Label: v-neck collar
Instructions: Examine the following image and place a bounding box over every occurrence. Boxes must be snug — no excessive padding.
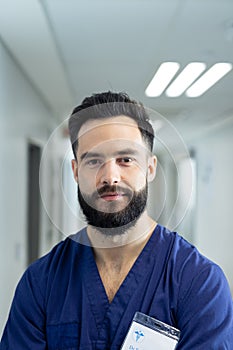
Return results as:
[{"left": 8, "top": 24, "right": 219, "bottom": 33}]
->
[{"left": 83, "top": 225, "right": 161, "bottom": 333}]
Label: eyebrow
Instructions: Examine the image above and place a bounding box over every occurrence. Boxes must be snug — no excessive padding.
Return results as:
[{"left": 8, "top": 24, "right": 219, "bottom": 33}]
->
[
  {"left": 80, "top": 148, "right": 140, "bottom": 161},
  {"left": 114, "top": 148, "right": 140, "bottom": 156},
  {"left": 80, "top": 152, "right": 102, "bottom": 161}
]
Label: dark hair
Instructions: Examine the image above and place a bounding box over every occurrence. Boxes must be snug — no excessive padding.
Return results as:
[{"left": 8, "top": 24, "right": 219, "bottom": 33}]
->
[{"left": 68, "top": 91, "right": 154, "bottom": 158}]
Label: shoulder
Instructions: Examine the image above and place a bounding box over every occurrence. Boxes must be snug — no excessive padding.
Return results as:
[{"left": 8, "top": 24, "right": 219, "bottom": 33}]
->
[
  {"left": 31, "top": 228, "right": 88, "bottom": 268},
  {"left": 28, "top": 235, "right": 77, "bottom": 273},
  {"left": 157, "top": 226, "right": 233, "bottom": 345},
  {"left": 156, "top": 225, "right": 230, "bottom": 302},
  {"left": 157, "top": 225, "right": 217, "bottom": 273},
  {"left": 18, "top": 229, "right": 88, "bottom": 297},
  {"left": 161, "top": 226, "right": 232, "bottom": 315}
]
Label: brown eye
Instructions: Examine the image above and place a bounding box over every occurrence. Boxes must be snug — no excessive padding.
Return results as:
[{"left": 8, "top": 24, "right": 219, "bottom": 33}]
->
[
  {"left": 117, "top": 157, "right": 133, "bottom": 165},
  {"left": 86, "top": 159, "right": 102, "bottom": 168}
]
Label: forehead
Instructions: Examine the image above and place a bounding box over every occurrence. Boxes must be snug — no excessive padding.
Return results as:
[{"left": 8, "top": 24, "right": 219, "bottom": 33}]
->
[{"left": 77, "top": 116, "right": 146, "bottom": 157}]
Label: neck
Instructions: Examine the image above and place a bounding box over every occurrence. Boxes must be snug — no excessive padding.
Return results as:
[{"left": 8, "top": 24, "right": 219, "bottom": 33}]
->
[{"left": 87, "top": 211, "right": 157, "bottom": 265}]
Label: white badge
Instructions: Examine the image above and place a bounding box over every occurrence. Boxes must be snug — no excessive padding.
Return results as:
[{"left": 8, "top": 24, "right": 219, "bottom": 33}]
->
[{"left": 121, "top": 312, "right": 180, "bottom": 350}]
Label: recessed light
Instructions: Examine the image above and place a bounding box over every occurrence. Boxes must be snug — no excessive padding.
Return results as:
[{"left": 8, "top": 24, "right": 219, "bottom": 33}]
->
[
  {"left": 145, "top": 62, "right": 180, "bottom": 97},
  {"left": 186, "top": 63, "right": 232, "bottom": 97},
  {"left": 165, "top": 62, "right": 206, "bottom": 97}
]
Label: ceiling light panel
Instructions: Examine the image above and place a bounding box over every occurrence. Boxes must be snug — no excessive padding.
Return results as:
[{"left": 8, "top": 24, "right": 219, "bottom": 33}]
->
[
  {"left": 165, "top": 62, "right": 206, "bottom": 97},
  {"left": 186, "top": 63, "right": 232, "bottom": 97},
  {"left": 145, "top": 62, "right": 180, "bottom": 97}
]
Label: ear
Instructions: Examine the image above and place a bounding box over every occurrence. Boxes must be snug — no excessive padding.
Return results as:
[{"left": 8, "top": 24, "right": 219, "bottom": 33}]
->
[
  {"left": 147, "top": 155, "right": 157, "bottom": 183},
  {"left": 71, "top": 159, "right": 79, "bottom": 183}
]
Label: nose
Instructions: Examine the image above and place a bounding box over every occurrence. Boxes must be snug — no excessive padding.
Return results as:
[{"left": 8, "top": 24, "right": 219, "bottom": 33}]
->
[{"left": 99, "top": 159, "right": 121, "bottom": 185}]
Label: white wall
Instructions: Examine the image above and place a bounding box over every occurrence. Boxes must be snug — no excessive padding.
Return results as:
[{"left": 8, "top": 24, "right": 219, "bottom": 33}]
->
[
  {"left": 0, "top": 41, "right": 55, "bottom": 334},
  {"left": 148, "top": 117, "right": 233, "bottom": 294},
  {"left": 190, "top": 120, "right": 233, "bottom": 293}
]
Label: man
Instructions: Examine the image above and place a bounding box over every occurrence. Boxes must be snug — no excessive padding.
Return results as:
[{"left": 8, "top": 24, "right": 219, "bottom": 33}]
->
[{"left": 1, "top": 91, "right": 232, "bottom": 349}]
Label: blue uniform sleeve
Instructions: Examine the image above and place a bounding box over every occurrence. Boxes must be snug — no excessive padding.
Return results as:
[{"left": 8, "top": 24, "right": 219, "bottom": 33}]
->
[
  {"left": 176, "top": 263, "right": 233, "bottom": 349},
  {"left": 0, "top": 267, "right": 47, "bottom": 350}
]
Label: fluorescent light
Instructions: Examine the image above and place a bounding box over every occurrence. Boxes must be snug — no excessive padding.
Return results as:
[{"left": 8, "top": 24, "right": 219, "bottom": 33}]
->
[
  {"left": 145, "top": 62, "right": 180, "bottom": 97},
  {"left": 165, "top": 62, "right": 206, "bottom": 97},
  {"left": 186, "top": 63, "right": 232, "bottom": 97}
]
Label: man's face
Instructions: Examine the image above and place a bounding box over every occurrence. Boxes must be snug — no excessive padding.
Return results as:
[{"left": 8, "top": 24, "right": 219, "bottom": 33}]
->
[{"left": 72, "top": 116, "right": 156, "bottom": 234}]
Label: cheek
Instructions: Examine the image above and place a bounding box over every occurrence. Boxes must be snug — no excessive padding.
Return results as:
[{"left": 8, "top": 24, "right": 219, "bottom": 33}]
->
[
  {"left": 124, "top": 166, "right": 147, "bottom": 189},
  {"left": 78, "top": 170, "right": 97, "bottom": 193},
  {"left": 136, "top": 173, "right": 147, "bottom": 189}
]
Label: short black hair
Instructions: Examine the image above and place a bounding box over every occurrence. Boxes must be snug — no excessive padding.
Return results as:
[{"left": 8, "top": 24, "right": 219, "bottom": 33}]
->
[{"left": 68, "top": 91, "right": 154, "bottom": 158}]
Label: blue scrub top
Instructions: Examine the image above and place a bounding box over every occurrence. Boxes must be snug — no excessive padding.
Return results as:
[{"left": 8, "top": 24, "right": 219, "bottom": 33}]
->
[{"left": 1, "top": 225, "right": 233, "bottom": 349}]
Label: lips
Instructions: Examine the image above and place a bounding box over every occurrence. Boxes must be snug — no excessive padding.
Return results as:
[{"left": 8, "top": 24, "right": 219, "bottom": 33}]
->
[
  {"left": 100, "top": 192, "right": 124, "bottom": 201},
  {"left": 96, "top": 185, "right": 131, "bottom": 201}
]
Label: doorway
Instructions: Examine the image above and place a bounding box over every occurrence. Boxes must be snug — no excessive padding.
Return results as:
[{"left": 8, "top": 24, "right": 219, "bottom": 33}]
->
[{"left": 27, "top": 142, "right": 41, "bottom": 265}]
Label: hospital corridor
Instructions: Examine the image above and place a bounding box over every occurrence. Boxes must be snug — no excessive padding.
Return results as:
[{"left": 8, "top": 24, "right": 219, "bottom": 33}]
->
[{"left": 0, "top": 0, "right": 233, "bottom": 345}]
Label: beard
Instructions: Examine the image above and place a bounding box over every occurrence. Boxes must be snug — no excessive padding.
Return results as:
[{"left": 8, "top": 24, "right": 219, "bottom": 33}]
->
[{"left": 78, "top": 183, "right": 148, "bottom": 236}]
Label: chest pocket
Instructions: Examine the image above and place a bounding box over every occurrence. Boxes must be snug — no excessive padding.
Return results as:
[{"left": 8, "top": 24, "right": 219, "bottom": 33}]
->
[{"left": 47, "top": 322, "right": 79, "bottom": 350}]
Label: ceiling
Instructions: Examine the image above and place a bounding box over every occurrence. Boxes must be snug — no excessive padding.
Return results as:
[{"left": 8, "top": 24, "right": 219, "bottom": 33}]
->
[{"left": 0, "top": 0, "right": 233, "bottom": 140}]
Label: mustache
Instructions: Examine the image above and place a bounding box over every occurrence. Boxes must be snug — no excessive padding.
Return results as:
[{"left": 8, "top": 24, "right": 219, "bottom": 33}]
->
[{"left": 96, "top": 185, "right": 132, "bottom": 197}]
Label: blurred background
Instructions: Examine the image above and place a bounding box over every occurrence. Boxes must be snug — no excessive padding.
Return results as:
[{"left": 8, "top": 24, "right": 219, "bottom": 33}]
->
[{"left": 0, "top": 0, "right": 233, "bottom": 334}]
